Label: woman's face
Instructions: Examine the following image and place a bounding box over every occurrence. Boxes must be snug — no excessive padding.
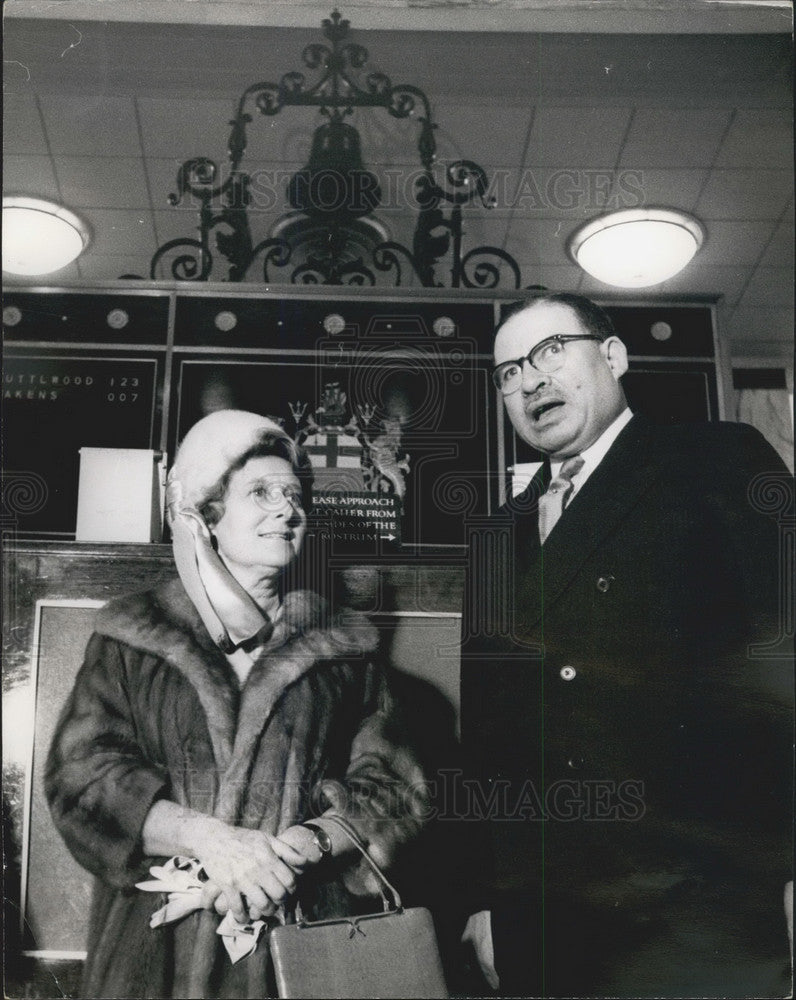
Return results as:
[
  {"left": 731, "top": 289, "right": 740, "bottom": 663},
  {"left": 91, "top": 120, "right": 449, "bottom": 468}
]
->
[{"left": 211, "top": 455, "right": 307, "bottom": 578}]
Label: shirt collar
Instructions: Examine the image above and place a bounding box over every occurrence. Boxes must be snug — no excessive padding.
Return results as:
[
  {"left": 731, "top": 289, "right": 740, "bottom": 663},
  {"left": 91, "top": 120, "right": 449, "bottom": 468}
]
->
[{"left": 550, "top": 407, "right": 633, "bottom": 484}]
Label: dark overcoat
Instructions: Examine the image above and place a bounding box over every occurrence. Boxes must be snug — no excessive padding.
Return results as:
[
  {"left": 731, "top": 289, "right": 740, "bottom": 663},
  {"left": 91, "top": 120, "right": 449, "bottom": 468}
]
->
[
  {"left": 45, "top": 579, "right": 428, "bottom": 999},
  {"left": 460, "top": 416, "right": 793, "bottom": 997}
]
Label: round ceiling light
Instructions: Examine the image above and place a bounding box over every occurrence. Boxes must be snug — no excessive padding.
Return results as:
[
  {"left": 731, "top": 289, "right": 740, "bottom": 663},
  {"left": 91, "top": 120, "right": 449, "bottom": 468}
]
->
[
  {"left": 568, "top": 208, "right": 704, "bottom": 288},
  {"left": 2, "top": 196, "right": 91, "bottom": 276}
]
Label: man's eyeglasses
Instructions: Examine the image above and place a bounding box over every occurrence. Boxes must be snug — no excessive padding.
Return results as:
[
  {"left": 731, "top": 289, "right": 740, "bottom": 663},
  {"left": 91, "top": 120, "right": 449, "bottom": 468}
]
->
[{"left": 492, "top": 334, "right": 604, "bottom": 395}]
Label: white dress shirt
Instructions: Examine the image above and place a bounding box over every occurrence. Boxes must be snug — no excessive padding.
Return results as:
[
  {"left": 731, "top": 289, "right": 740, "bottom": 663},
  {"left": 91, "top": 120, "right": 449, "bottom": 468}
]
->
[{"left": 548, "top": 407, "right": 633, "bottom": 504}]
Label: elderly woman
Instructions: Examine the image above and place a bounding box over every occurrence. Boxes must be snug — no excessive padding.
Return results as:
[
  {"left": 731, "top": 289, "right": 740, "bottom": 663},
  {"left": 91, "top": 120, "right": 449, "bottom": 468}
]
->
[{"left": 45, "top": 410, "right": 429, "bottom": 999}]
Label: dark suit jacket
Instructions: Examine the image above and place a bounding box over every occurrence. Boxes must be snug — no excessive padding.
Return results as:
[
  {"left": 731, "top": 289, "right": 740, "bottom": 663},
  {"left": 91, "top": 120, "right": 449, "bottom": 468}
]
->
[{"left": 460, "top": 416, "right": 793, "bottom": 997}]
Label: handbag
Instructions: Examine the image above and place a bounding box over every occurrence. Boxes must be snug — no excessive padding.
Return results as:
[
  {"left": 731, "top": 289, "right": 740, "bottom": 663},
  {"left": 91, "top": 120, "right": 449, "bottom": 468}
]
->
[{"left": 269, "top": 814, "right": 449, "bottom": 999}]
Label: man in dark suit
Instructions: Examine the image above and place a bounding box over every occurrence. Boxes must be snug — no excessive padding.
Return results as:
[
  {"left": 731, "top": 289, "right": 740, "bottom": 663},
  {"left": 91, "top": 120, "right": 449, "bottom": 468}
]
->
[{"left": 460, "top": 292, "right": 793, "bottom": 997}]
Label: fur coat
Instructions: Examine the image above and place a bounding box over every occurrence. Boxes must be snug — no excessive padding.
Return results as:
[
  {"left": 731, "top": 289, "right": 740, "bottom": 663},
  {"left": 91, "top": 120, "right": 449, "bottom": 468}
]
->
[{"left": 45, "top": 577, "right": 429, "bottom": 999}]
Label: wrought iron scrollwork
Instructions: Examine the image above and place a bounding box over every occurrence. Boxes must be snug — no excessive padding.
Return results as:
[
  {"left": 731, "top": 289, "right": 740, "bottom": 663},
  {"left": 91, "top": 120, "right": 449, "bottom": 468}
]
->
[
  {"left": 140, "top": 10, "right": 531, "bottom": 289},
  {"left": 150, "top": 239, "right": 212, "bottom": 282}
]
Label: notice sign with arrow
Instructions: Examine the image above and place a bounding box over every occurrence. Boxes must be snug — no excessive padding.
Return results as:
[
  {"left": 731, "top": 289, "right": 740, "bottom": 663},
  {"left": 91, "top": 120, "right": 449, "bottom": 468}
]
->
[{"left": 310, "top": 490, "right": 402, "bottom": 551}]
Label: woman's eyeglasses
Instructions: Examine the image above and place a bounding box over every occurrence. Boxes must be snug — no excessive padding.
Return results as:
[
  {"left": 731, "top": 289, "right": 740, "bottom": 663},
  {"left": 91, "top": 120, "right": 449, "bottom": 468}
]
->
[
  {"left": 249, "top": 484, "right": 304, "bottom": 512},
  {"left": 492, "top": 334, "right": 603, "bottom": 395}
]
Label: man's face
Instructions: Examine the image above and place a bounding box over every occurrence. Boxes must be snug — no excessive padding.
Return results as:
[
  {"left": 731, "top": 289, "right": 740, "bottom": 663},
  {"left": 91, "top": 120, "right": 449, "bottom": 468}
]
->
[{"left": 494, "top": 301, "right": 628, "bottom": 459}]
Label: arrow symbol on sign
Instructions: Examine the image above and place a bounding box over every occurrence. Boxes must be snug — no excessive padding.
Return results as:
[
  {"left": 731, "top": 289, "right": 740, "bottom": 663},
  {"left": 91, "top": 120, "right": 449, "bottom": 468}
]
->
[{"left": 381, "top": 534, "right": 396, "bottom": 541}]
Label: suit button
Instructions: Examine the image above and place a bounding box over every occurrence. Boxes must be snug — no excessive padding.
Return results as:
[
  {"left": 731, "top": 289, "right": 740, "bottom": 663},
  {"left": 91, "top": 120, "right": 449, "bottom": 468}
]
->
[
  {"left": 560, "top": 665, "right": 576, "bottom": 681},
  {"left": 567, "top": 754, "right": 585, "bottom": 770},
  {"left": 596, "top": 575, "right": 614, "bottom": 592}
]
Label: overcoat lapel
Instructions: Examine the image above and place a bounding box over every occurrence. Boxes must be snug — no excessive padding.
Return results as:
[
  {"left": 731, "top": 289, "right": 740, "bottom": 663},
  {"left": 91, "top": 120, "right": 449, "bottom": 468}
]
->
[
  {"left": 224, "top": 609, "right": 377, "bottom": 802},
  {"left": 95, "top": 579, "right": 377, "bottom": 797},
  {"left": 96, "top": 578, "right": 238, "bottom": 769},
  {"left": 513, "top": 415, "right": 663, "bottom": 631}
]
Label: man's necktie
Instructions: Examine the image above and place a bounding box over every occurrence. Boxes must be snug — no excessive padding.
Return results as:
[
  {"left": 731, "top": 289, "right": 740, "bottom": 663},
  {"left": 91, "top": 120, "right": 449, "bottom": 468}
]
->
[{"left": 538, "top": 454, "right": 585, "bottom": 544}]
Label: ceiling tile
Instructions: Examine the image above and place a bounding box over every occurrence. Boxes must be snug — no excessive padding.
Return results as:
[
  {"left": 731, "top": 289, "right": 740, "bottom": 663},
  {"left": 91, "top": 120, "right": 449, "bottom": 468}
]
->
[
  {"left": 39, "top": 95, "right": 142, "bottom": 156},
  {"left": 696, "top": 170, "right": 794, "bottom": 220},
  {"left": 725, "top": 306, "right": 795, "bottom": 353},
  {"left": 714, "top": 109, "right": 794, "bottom": 171},
  {"left": 153, "top": 207, "right": 208, "bottom": 247},
  {"left": 460, "top": 212, "right": 512, "bottom": 248},
  {"left": 506, "top": 168, "right": 622, "bottom": 219},
  {"left": 759, "top": 218, "right": 795, "bottom": 269},
  {"left": 728, "top": 339, "right": 794, "bottom": 363},
  {"left": 659, "top": 263, "right": 750, "bottom": 308},
  {"left": 137, "top": 97, "right": 242, "bottom": 159},
  {"left": 520, "top": 265, "right": 583, "bottom": 293},
  {"left": 78, "top": 255, "right": 153, "bottom": 282},
  {"left": 576, "top": 272, "right": 723, "bottom": 301},
  {"left": 85, "top": 209, "right": 157, "bottom": 255},
  {"left": 3, "top": 93, "right": 48, "bottom": 155},
  {"left": 698, "top": 220, "right": 777, "bottom": 268},
  {"left": 137, "top": 106, "right": 313, "bottom": 166},
  {"left": 502, "top": 218, "right": 574, "bottom": 266},
  {"left": 737, "top": 267, "right": 795, "bottom": 308},
  {"left": 526, "top": 107, "right": 630, "bottom": 168},
  {"left": 144, "top": 158, "right": 187, "bottom": 212},
  {"left": 578, "top": 273, "right": 636, "bottom": 297},
  {"left": 616, "top": 168, "right": 707, "bottom": 212},
  {"left": 431, "top": 103, "right": 531, "bottom": 171},
  {"left": 55, "top": 156, "right": 151, "bottom": 209},
  {"left": 378, "top": 165, "right": 531, "bottom": 222},
  {"left": 353, "top": 108, "right": 434, "bottom": 169},
  {"left": 3, "top": 155, "right": 60, "bottom": 199},
  {"left": 152, "top": 203, "right": 287, "bottom": 252},
  {"left": 619, "top": 109, "right": 731, "bottom": 168},
  {"left": 250, "top": 111, "right": 320, "bottom": 164}
]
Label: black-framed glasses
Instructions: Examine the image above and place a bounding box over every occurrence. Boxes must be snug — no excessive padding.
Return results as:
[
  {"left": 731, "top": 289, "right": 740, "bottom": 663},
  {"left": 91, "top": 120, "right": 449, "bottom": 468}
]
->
[{"left": 492, "top": 334, "right": 603, "bottom": 395}]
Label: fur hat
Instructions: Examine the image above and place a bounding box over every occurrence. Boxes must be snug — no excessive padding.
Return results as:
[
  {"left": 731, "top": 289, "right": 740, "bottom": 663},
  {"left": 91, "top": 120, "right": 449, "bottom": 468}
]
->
[{"left": 168, "top": 410, "right": 297, "bottom": 515}]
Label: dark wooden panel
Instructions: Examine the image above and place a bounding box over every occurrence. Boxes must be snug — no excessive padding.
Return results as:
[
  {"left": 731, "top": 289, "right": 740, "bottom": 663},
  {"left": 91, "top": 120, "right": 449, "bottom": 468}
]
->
[
  {"left": 174, "top": 296, "right": 495, "bottom": 349},
  {"left": 3, "top": 291, "right": 170, "bottom": 346},
  {"left": 606, "top": 306, "right": 714, "bottom": 357},
  {"left": 173, "top": 352, "right": 497, "bottom": 549},
  {"left": 733, "top": 368, "right": 788, "bottom": 390},
  {"left": 497, "top": 301, "right": 715, "bottom": 357},
  {"left": 623, "top": 362, "right": 718, "bottom": 421},
  {"left": 2, "top": 355, "right": 160, "bottom": 536}
]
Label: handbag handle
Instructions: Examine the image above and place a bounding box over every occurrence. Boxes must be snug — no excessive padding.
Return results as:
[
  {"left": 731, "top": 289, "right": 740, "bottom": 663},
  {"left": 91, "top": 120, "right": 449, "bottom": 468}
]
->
[{"left": 321, "top": 814, "right": 403, "bottom": 912}]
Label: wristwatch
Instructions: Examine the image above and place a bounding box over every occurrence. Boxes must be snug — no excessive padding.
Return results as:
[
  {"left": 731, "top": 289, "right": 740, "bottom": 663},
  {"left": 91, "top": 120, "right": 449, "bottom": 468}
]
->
[{"left": 301, "top": 822, "right": 333, "bottom": 862}]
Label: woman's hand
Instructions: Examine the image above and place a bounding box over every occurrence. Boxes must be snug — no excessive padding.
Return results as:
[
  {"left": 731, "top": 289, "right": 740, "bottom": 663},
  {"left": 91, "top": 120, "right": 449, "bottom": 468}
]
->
[
  {"left": 193, "top": 821, "right": 310, "bottom": 923},
  {"left": 142, "top": 802, "right": 320, "bottom": 923}
]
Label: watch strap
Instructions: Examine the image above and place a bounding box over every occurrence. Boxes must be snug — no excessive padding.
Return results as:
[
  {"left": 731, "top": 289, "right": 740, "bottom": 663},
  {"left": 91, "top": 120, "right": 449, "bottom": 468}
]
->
[{"left": 301, "top": 822, "right": 332, "bottom": 859}]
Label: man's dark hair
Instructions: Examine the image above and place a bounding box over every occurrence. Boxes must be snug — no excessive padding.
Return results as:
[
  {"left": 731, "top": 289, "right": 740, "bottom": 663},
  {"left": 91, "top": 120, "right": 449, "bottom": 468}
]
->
[{"left": 502, "top": 291, "right": 618, "bottom": 342}]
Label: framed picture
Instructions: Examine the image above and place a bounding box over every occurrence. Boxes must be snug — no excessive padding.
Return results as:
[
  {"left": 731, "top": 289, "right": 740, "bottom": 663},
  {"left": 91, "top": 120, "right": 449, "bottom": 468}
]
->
[{"left": 17, "top": 600, "right": 104, "bottom": 958}]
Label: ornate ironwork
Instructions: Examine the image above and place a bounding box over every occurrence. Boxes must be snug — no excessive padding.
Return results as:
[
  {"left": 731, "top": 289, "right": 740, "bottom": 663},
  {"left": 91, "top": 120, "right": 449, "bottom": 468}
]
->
[{"left": 141, "top": 10, "right": 536, "bottom": 288}]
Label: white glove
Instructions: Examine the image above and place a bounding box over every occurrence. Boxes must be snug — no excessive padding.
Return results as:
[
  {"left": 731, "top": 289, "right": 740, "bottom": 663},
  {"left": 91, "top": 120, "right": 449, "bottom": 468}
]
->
[{"left": 137, "top": 856, "right": 267, "bottom": 964}]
